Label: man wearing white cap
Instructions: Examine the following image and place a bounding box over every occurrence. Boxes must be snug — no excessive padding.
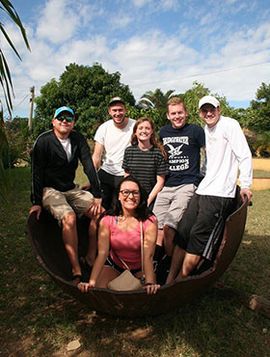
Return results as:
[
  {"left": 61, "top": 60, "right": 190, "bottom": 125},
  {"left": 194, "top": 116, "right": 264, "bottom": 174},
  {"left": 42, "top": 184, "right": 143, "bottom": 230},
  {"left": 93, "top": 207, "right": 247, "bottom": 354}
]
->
[
  {"left": 92, "top": 97, "right": 135, "bottom": 209},
  {"left": 29, "top": 106, "right": 102, "bottom": 284},
  {"left": 167, "top": 95, "right": 253, "bottom": 283}
]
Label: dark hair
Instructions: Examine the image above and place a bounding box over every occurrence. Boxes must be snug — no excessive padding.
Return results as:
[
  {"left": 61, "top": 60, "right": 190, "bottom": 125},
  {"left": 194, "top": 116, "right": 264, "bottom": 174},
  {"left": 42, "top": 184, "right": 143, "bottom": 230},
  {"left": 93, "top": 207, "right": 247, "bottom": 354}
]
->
[{"left": 105, "top": 175, "right": 152, "bottom": 221}]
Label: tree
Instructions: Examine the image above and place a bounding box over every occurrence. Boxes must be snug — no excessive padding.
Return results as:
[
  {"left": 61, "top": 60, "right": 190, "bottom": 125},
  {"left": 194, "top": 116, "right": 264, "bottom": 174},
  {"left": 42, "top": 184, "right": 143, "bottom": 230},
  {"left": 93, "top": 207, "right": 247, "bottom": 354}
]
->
[
  {"left": 0, "top": 0, "right": 30, "bottom": 115},
  {"left": 250, "top": 82, "right": 270, "bottom": 132},
  {"left": 141, "top": 88, "right": 175, "bottom": 109},
  {"left": 139, "top": 88, "right": 175, "bottom": 128},
  {"left": 0, "top": 1, "right": 30, "bottom": 201},
  {"left": 34, "top": 63, "right": 135, "bottom": 138}
]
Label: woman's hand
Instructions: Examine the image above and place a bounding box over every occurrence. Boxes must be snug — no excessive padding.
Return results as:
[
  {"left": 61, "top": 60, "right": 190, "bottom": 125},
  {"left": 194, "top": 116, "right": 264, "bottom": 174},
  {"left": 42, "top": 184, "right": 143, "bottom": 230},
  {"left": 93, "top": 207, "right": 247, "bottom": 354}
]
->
[
  {"left": 143, "top": 282, "right": 160, "bottom": 295},
  {"left": 77, "top": 281, "right": 95, "bottom": 293}
]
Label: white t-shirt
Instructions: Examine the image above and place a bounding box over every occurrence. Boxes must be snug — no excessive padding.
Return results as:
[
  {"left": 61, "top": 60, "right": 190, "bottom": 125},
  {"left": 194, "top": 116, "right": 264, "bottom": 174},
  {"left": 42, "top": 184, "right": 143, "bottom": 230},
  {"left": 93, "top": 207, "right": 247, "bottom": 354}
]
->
[
  {"left": 94, "top": 118, "right": 135, "bottom": 176},
  {"left": 58, "top": 137, "right": 72, "bottom": 162},
  {"left": 196, "top": 116, "right": 252, "bottom": 198}
]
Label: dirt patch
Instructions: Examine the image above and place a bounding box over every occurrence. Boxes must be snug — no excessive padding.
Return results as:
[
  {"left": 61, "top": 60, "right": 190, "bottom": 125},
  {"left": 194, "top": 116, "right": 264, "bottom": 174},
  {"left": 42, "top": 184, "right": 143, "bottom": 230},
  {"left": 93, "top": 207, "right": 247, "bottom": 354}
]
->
[
  {"left": 252, "top": 178, "right": 270, "bottom": 191},
  {"left": 253, "top": 158, "right": 270, "bottom": 171}
]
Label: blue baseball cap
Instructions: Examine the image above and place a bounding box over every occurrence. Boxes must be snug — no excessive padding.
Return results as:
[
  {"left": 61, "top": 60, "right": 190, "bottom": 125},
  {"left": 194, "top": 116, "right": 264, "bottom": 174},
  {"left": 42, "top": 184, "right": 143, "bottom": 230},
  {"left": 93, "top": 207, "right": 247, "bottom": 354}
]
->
[{"left": 54, "top": 106, "right": 74, "bottom": 118}]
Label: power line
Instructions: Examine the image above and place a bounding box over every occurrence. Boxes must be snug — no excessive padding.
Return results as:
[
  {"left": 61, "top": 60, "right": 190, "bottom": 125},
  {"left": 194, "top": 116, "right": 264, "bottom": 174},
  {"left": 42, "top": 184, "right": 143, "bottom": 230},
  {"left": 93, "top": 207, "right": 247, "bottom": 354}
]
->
[
  {"left": 133, "top": 61, "right": 270, "bottom": 87},
  {"left": 13, "top": 93, "right": 29, "bottom": 110},
  {"left": 3, "top": 93, "right": 29, "bottom": 119}
]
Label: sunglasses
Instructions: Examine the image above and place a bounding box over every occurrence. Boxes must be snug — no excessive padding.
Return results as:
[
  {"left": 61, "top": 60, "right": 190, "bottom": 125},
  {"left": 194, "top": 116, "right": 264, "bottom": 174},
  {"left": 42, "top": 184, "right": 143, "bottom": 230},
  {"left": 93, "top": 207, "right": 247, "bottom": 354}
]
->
[
  {"left": 56, "top": 115, "right": 74, "bottom": 123},
  {"left": 120, "top": 189, "right": 140, "bottom": 198}
]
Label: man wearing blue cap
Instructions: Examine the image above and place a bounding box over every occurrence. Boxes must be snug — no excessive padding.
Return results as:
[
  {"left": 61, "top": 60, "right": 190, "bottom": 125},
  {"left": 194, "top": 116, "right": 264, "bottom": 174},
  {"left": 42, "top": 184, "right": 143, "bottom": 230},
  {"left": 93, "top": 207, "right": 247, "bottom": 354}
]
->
[{"left": 29, "top": 106, "right": 102, "bottom": 284}]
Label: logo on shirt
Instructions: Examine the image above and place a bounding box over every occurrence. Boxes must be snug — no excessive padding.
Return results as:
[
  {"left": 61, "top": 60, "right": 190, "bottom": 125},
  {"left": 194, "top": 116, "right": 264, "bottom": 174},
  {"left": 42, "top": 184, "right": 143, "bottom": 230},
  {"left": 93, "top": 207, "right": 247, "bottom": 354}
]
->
[{"left": 167, "top": 144, "right": 183, "bottom": 158}]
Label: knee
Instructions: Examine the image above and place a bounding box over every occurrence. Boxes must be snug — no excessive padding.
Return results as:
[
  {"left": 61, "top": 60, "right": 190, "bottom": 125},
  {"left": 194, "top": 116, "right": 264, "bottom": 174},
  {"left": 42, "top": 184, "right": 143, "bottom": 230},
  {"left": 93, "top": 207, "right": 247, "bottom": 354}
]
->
[{"left": 62, "top": 212, "right": 76, "bottom": 228}]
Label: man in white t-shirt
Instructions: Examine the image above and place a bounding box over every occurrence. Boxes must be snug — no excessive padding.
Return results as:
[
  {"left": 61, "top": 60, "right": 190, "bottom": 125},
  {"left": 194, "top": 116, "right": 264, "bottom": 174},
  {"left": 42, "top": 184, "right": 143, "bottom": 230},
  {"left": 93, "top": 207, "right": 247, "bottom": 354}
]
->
[
  {"left": 92, "top": 97, "right": 136, "bottom": 209},
  {"left": 166, "top": 95, "right": 253, "bottom": 283}
]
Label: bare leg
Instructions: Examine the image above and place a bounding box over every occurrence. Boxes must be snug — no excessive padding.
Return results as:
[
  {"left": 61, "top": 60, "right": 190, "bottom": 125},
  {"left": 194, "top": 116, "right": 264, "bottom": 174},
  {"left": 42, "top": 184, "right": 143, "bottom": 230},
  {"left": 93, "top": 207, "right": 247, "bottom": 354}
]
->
[
  {"left": 163, "top": 225, "right": 176, "bottom": 256},
  {"left": 85, "top": 218, "right": 97, "bottom": 266},
  {"left": 156, "top": 229, "right": 164, "bottom": 246},
  {"left": 84, "top": 206, "right": 105, "bottom": 266},
  {"left": 61, "top": 212, "right": 81, "bottom": 276},
  {"left": 95, "top": 266, "right": 119, "bottom": 288},
  {"left": 178, "top": 253, "right": 201, "bottom": 279},
  {"left": 166, "top": 245, "right": 185, "bottom": 284}
]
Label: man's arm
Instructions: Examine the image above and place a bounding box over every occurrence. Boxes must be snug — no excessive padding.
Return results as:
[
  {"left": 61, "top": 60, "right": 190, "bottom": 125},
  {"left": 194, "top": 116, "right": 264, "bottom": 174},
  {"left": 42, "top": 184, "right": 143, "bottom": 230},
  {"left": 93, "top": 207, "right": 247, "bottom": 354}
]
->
[
  {"left": 79, "top": 136, "right": 102, "bottom": 198},
  {"left": 92, "top": 142, "right": 104, "bottom": 170},
  {"left": 229, "top": 120, "right": 253, "bottom": 203},
  {"left": 29, "top": 137, "right": 45, "bottom": 219},
  {"left": 30, "top": 138, "right": 45, "bottom": 206}
]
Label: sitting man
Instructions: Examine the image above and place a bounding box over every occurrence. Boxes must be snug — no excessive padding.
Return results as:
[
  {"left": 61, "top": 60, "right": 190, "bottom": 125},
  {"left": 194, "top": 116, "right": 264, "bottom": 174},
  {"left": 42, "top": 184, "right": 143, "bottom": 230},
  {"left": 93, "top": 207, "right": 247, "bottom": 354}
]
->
[
  {"left": 29, "top": 106, "right": 102, "bottom": 284},
  {"left": 166, "top": 95, "right": 253, "bottom": 283}
]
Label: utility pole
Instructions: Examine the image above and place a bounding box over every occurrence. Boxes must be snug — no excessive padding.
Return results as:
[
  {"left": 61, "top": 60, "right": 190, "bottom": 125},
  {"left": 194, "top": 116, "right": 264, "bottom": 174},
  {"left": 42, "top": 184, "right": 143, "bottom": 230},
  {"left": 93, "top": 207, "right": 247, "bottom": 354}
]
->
[{"left": 28, "top": 86, "right": 35, "bottom": 131}]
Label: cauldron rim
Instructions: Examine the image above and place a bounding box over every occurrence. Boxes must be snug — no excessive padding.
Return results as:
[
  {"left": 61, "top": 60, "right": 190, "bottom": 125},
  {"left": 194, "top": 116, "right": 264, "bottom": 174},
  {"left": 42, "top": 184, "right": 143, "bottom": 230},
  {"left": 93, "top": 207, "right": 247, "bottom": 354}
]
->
[{"left": 27, "top": 196, "right": 248, "bottom": 317}]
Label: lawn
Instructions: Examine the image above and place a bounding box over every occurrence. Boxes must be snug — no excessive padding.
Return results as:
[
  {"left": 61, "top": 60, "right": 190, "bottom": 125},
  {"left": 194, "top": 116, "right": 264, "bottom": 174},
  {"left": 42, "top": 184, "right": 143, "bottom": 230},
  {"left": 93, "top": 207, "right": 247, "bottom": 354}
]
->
[{"left": 0, "top": 168, "right": 269, "bottom": 356}]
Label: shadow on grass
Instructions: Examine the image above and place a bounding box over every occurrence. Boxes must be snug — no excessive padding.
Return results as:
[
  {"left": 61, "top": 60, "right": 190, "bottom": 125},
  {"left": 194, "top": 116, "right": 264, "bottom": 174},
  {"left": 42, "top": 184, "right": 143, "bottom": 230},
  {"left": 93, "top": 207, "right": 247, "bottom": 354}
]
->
[
  {"left": 1, "top": 234, "right": 270, "bottom": 357},
  {"left": 1, "top": 168, "right": 269, "bottom": 356}
]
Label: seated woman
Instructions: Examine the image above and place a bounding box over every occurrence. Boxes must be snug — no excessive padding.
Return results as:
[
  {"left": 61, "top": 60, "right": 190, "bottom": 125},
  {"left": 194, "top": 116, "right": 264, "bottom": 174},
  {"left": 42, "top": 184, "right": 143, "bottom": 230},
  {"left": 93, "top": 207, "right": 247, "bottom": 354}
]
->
[
  {"left": 78, "top": 176, "right": 160, "bottom": 295},
  {"left": 122, "top": 117, "right": 167, "bottom": 210}
]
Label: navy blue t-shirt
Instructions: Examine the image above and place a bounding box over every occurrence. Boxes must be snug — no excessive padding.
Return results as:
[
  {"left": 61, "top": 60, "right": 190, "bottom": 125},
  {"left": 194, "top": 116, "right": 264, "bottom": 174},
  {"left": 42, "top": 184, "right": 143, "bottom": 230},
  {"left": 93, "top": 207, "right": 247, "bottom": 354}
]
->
[{"left": 160, "top": 123, "right": 205, "bottom": 187}]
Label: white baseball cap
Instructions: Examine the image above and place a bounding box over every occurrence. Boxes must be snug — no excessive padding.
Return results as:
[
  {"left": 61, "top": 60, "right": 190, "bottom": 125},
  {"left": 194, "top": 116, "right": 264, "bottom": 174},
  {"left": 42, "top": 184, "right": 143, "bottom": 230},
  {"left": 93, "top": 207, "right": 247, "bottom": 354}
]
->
[{"left": 199, "top": 95, "right": 220, "bottom": 109}]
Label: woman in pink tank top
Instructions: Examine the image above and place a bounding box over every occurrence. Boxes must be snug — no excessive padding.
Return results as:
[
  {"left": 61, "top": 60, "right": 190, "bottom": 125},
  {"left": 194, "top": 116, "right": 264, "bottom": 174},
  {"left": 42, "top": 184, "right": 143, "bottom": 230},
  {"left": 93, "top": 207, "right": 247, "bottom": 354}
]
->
[{"left": 78, "top": 176, "right": 160, "bottom": 295}]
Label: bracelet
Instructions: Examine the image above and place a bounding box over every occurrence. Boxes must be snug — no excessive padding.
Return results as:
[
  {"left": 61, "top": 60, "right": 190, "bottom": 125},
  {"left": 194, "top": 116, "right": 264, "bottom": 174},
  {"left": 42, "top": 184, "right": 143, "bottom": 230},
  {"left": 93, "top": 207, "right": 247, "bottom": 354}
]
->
[{"left": 144, "top": 282, "right": 155, "bottom": 286}]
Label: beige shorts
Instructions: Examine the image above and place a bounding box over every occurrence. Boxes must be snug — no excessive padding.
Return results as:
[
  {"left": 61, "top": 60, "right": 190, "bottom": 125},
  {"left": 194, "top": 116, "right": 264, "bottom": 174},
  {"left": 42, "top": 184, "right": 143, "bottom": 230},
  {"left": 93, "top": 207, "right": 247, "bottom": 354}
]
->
[
  {"left": 42, "top": 186, "right": 94, "bottom": 222},
  {"left": 153, "top": 184, "right": 196, "bottom": 230}
]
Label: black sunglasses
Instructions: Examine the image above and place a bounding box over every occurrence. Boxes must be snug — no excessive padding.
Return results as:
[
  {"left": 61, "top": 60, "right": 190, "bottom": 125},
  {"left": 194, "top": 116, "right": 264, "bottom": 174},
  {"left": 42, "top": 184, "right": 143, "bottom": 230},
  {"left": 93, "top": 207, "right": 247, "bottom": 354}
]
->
[{"left": 56, "top": 115, "right": 74, "bottom": 123}]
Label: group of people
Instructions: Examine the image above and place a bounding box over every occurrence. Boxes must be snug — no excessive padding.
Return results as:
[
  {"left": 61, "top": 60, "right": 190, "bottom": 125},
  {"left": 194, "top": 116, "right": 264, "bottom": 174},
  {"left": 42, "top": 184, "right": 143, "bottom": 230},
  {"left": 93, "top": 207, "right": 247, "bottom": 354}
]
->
[{"left": 29, "top": 94, "right": 253, "bottom": 295}]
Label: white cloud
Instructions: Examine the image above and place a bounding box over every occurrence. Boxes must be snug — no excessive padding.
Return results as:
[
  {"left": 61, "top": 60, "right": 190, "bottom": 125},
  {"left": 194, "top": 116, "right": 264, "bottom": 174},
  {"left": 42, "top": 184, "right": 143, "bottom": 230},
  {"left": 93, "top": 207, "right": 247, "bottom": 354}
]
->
[
  {"left": 3, "top": 0, "right": 270, "bottom": 118},
  {"left": 36, "top": 0, "right": 79, "bottom": 44},
  {"left": 109, "top": 13, "right": 133, "bottom": 29},
  {"left": 159, "top": 0, "right": 179, "bottom": 11},
  {"left": 132, "top": 0, "right": 151, "bottom": 8}
]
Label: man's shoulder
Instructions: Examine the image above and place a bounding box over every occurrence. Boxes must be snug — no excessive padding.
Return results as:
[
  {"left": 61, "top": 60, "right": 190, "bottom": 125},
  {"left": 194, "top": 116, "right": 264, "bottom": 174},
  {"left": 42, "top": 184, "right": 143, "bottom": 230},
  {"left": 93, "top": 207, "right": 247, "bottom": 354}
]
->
[
  {"left": 94, "top": 120, "right": 113, "bottom": 140},
  {"left": 126, "top": 118, "right": 136, "bottom": 129},
  {"left": 97, "top": 119, "right": 113, "bottom": 130},
  {"left": 70, "top": 129, "right": 85, "bottom": 139},
  {"left": 219, "top": 116, "right": 240, "bottom": 129},
  {"left": 186, "top": 123, "right": 204, "bottom": 132},
  {"left": 34, "top": 130, "right": 53, "bottom": 144},
  {"left": 160, "top": 124, "right": 172, "bottom": 135}
]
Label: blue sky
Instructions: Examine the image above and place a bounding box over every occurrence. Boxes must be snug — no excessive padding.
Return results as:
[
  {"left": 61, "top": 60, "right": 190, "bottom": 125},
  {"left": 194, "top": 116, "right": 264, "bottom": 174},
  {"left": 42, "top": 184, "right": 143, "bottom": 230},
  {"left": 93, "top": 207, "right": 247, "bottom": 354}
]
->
[{"left": 1, "top": 0, "right": 270, "bottom": 118}]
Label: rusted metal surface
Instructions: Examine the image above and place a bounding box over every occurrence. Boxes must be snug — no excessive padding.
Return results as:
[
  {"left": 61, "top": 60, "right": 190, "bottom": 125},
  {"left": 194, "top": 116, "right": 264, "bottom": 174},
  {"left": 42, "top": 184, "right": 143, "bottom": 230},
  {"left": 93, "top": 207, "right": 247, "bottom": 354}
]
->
[{"left": 27, "top": 196, "right": 248, "bottom": 317}]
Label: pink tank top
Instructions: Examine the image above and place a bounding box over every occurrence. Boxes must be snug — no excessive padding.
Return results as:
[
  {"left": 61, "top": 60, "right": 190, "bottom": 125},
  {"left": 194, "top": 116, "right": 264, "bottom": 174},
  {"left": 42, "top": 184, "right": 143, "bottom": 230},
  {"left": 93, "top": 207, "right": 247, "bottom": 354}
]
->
[{"left": 101, "top": 215, "right": 156, "bottom": 270}]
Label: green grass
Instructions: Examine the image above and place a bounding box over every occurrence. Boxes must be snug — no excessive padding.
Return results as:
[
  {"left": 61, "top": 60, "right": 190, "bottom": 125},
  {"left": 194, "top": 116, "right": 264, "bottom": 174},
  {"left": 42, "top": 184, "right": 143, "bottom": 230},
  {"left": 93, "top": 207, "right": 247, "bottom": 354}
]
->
[
  {"left": 0, "top": 168, "right": 269, "bottom": 356},
  {"left": 253, "top": 170, "right": 270, "bottom": 178}
]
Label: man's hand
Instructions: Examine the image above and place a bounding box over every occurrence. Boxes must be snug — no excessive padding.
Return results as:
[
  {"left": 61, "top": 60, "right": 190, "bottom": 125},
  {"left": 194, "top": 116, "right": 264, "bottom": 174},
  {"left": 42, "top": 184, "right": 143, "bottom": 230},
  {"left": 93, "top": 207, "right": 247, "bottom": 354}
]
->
[
  {"left": 88, "top": 198, "right": 103, "bottom": 218},
  {"left": 240, "top": 188, "right": 252, "bottom": 204},
  {"left": 29, "top": 205, "right": 42, "bottom": 220}
]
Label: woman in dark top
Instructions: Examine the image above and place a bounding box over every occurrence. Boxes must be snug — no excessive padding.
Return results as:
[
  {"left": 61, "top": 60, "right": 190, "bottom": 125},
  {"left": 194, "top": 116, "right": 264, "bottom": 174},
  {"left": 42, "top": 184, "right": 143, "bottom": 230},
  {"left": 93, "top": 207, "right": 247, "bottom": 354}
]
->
[{"left": 122, "top": 117, "right": 167, "bottom": 210}]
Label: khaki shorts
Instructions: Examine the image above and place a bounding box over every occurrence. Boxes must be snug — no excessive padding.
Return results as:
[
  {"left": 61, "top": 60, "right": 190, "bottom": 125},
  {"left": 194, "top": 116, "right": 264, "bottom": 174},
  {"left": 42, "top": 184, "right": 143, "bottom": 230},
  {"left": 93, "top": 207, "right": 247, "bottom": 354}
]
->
[
  {"left": 153, "top": 184, "right": 196, "bottom": 230},
  {"left": 42, "top": 186, "right": 94, "bottom": 222}
]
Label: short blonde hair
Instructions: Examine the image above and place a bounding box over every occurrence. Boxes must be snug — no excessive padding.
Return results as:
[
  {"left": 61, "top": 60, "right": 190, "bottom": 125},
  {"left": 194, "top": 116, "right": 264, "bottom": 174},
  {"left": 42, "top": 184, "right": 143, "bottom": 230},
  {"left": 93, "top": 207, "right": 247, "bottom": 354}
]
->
[{"left": 167, "top": 97, "right": 187, "bottom": 111}]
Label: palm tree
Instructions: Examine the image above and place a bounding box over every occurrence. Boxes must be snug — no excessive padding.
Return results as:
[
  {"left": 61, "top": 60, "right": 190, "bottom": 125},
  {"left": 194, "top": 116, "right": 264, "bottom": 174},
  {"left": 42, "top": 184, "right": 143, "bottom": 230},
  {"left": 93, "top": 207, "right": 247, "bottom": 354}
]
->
[
  {"left": 140, "top": 89, "right": 175, "bottom": 110},
  {"left": 0, "top": 0, "right": 30, "bottom": 200},
  {"left": 0, "top": 0, "right": 30, "bottom": 115}
]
